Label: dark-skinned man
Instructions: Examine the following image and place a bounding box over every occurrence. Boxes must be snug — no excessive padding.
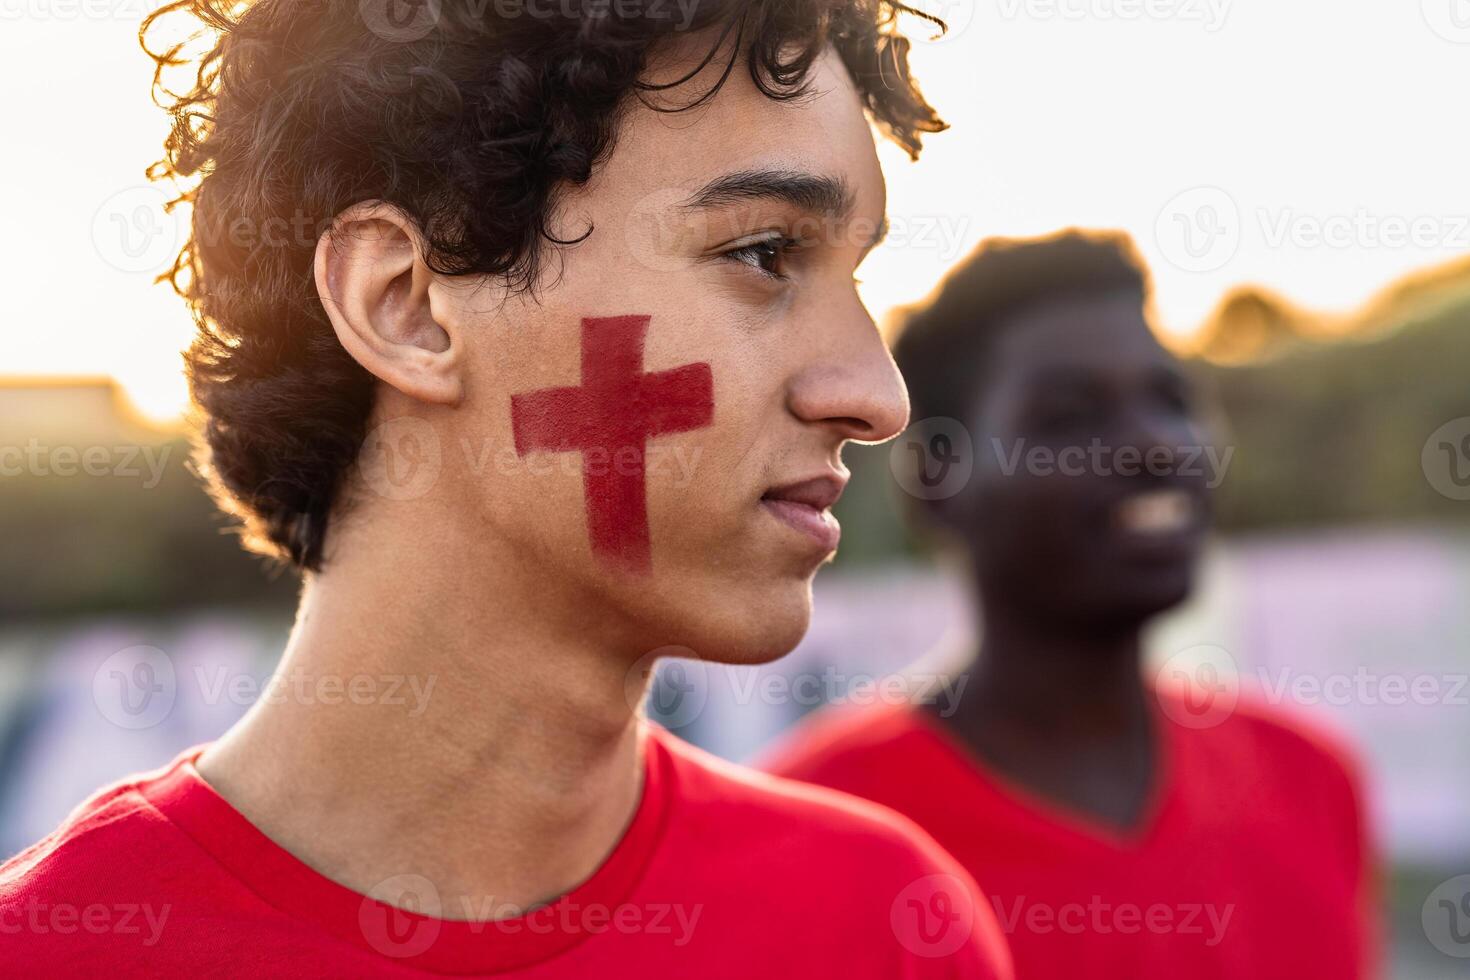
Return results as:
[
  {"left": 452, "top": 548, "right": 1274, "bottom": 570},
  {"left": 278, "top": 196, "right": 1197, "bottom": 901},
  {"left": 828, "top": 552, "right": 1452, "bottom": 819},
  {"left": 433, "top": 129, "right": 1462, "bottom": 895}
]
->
[{"left": 763, "top": 229, "right": 1378, "bottom": 980}]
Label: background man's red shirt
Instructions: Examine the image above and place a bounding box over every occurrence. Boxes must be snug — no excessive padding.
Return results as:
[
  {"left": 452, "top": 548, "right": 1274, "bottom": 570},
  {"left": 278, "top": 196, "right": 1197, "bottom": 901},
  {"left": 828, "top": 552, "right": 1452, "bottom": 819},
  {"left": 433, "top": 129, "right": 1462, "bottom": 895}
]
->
[
  {"left": 762, "top": 687, "right": 1378, "bottom": 980},
  {"left": 1, "top": 726, "right": 1012, "bottom": 978}
]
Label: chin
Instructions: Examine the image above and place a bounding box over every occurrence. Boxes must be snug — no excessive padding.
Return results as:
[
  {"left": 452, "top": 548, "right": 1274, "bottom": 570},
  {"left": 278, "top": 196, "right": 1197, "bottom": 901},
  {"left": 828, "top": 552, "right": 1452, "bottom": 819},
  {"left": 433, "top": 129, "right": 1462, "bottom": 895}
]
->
[
  {"left": 662, "top": 574, "right": 815, "bottom": 666},
  {"left": 1100, "top": 570, "right": 1196, "bottom": 624}
]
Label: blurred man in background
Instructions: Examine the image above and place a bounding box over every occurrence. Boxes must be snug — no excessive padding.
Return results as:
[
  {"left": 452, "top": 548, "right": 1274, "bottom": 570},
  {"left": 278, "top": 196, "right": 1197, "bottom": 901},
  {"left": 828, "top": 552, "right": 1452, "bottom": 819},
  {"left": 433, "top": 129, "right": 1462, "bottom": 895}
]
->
[{"left": 764, "top": 230, "right": 1379, "bottom": 978}]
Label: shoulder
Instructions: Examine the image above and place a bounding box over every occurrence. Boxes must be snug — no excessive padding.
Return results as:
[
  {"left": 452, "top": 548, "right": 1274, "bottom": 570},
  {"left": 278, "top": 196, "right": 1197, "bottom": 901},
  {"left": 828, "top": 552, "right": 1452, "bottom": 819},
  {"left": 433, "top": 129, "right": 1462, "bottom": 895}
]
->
[
  {"left": 0, "top": 756, "right": 201, "bottom": 966},
  {"left": 652, "top": 727, "right": 1013, "bottom": 979},
  {"left": 660, "top": 721, "right": 934, "bottom": 857},
  {"left": 1162, "top": 683, "right": 1365, "bottom": 782},
  {"left": 1157, "top": 684, "right": 1369, "bottom": 830},
  {"left": 2, "top": 774, "right": 165, "bottom": 894},
  {"left": 755, "top": 701, "right": 927, "bottom": 787}
]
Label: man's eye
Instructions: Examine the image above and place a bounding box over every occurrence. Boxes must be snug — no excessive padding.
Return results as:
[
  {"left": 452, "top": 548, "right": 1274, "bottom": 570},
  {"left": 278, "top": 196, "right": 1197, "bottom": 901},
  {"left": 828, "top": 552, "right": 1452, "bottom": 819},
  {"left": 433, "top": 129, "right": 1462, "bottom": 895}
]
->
[
  {"left": 1031, "top": 399, "right": 1098, "bottom": 435},
  {"left": 723, "top": 237, "right": 796, "bottom": 279},
  {"left": 1154, "top": 380, "right": 1193, "bottom": 416}
]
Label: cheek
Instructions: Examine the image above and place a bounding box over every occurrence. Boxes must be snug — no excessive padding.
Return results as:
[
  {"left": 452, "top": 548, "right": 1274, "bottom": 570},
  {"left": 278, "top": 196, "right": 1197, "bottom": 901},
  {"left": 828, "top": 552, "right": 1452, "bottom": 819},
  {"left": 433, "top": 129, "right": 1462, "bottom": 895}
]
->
[
  {"left": 505, "top": 314, "right": 714, "bottom": 575},
  {"left": 976, "top": 474, "right": 1080, "bottom": 553},
  {"left": 452, "top": 407, "right": 588, "bottom": 568},
  {"left": 462, "top": 268, "right": 786, "bottom": 593},
  {"left": 644, "top": 360, "right": 768, "bottom": 547}
]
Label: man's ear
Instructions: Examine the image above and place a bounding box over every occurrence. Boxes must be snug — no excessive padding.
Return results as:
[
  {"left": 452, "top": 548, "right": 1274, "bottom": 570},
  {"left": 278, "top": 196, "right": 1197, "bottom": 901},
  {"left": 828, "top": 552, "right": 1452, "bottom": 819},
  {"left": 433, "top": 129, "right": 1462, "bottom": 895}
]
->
[{"left": 315, "top": 202, "right": 462, "bottom": 405}]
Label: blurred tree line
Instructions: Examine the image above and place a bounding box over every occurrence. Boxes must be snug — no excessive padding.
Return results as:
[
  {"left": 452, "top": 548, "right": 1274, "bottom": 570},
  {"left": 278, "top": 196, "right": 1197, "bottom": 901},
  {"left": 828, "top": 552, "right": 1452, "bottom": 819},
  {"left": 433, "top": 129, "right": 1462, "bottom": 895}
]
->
[
  {"left": 0, "top": 421, "right": 298, "bottom": 620},
  {"left": 1203, "top": 282, "right": 1470, "bottom": 530}
]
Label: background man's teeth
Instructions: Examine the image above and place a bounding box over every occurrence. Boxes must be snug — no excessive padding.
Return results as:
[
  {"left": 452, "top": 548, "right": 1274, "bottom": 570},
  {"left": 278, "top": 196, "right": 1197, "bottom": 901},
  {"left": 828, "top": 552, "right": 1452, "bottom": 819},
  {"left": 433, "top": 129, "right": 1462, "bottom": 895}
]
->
[{"left": 1117, "top": 490, "right": 1192, "bottom": 533}]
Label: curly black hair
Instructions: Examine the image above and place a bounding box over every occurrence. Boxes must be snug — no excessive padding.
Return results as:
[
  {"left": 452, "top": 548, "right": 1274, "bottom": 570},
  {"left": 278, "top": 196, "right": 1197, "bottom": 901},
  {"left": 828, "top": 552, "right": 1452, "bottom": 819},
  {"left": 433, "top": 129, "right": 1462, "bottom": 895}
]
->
[
  {"left": 141, "top": 0, "right": 947, "bottom": 571},
  {"left": 893, "top": 229, "right": 1152, "bottom": 429}
]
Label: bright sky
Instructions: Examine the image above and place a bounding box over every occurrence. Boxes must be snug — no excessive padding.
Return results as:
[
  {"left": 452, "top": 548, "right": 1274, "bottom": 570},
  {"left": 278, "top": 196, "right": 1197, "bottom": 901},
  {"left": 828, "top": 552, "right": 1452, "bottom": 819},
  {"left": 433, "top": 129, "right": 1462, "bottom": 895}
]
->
[{"left": 3, "top": 2, "right": 1468, "bottom": 424}]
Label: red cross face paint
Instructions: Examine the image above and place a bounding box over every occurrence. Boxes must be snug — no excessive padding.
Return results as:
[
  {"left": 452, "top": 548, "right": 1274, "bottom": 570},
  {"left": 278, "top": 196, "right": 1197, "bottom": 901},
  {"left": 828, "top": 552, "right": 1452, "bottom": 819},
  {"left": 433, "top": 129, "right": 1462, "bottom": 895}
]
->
[{"left": 510, "top": 315, "right": 714, "bottom": 573}]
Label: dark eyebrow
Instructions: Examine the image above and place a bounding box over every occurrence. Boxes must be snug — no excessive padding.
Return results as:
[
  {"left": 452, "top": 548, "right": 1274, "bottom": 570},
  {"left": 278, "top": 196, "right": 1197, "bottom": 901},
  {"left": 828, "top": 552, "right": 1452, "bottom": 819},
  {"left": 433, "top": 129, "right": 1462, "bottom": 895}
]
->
[{"left": 680, "top": 168, "right": 856, "bottom": 220}]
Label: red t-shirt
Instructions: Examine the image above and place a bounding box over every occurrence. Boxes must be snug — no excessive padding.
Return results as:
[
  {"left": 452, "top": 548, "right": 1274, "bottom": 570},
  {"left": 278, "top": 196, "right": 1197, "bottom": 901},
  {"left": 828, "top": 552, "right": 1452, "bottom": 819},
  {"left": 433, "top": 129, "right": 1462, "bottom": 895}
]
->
[
  {"left": 1, "top": 725, "right": 1011, "bottom": 979},
  {"left": 761, "top": 688, "right": 1378, "bottom": 980}
]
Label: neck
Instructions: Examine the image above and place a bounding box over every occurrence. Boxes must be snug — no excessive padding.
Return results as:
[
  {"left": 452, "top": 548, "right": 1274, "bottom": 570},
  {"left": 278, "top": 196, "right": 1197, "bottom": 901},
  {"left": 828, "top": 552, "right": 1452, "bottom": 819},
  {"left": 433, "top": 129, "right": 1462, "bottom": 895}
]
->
[
  {"left": 931, "top": 587, "right": 1164, "bottom": 831},
  {"left": 198, "top": 506, "right": 649, "bottom": 919},
  {"left": 956, "top": 592, "right": 1151, "bottom": 739}
]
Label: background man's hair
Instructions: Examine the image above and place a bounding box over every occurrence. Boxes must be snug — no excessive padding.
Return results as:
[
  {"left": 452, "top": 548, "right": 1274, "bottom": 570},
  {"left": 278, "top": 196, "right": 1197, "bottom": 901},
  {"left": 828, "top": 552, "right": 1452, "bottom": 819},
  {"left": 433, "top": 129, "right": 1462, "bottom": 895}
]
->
[
  {"left": 892, "top": 228, "right": 1152, "bottom": 428},
  {"left": 141, "top": 0, "right": 947, "bottom": 571}
]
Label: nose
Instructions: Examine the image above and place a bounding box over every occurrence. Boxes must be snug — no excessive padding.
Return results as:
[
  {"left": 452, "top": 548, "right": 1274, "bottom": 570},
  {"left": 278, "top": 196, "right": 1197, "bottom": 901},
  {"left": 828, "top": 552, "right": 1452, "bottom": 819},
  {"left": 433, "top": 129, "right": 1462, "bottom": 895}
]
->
[
  {"left": 786, "top": 298, "right": 910, "bottom": 444},
  {"left": 1116, "top": 404, "right": 1197, "bottom": 478}
]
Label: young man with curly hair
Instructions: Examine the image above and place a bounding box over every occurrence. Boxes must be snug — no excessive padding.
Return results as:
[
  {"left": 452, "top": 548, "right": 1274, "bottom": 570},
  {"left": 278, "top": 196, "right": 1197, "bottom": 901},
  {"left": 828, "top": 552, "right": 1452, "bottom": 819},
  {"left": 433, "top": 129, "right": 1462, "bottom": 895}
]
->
[{"left": 0, "top": 1, "right": 1012, "bottom": 975}]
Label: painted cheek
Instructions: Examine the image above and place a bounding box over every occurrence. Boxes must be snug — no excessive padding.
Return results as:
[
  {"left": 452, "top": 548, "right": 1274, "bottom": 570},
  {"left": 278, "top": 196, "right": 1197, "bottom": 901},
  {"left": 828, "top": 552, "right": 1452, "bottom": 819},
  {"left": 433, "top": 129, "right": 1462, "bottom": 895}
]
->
[{"left": 510, "top": 315, "right": 714, "bottom": 574}]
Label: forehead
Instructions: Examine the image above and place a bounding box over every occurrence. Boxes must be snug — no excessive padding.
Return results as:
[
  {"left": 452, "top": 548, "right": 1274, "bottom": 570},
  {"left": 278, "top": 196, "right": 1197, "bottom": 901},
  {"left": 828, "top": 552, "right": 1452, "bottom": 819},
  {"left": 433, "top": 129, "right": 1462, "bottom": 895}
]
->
[
  {"left": 989, "top": 290, "right": 1172, "bottom": 381},
  {"left": 576, "top": 38, "right": 884, "bottom": 214}
]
